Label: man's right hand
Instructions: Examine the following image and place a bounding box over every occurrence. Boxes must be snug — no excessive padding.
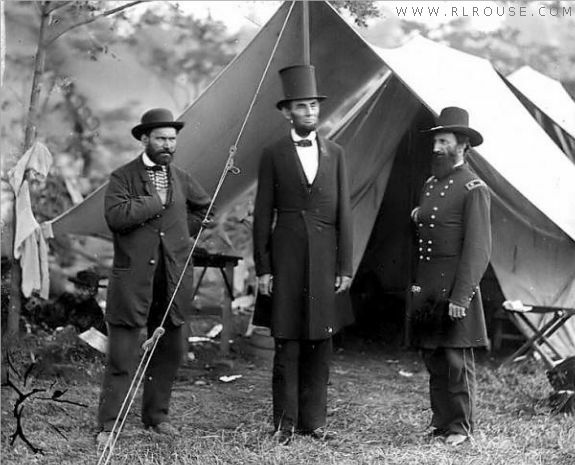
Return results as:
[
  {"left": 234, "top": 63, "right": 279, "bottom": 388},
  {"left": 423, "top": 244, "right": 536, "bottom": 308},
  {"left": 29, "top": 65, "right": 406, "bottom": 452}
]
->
[{"left": 258, "top": 274, "right": 273, "bottom": 296}]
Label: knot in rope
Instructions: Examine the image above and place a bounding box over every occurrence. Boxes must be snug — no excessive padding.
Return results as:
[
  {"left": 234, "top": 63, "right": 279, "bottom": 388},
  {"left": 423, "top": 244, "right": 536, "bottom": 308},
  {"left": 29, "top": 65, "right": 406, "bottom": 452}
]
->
[
  {"left": 142, "top": 327, "right": 165, "bottom": 351},
  {"left": 226, "top": 145, "right": 241, "bottom": 175}
]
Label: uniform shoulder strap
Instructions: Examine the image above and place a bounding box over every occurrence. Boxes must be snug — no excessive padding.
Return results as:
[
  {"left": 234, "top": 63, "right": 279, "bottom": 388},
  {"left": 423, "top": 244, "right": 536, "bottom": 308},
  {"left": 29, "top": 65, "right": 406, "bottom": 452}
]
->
[{"left": 465, "top": 179, "right": 487, "bottom": 191}]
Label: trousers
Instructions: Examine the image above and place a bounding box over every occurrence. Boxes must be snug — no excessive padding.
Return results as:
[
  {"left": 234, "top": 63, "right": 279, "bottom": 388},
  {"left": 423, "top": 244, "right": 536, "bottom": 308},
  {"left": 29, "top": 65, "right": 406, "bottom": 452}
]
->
[
  {"left": 272, "top": 337, "right": 331, "bottom": 432},
  {"left": 422, "top": 347, "right": 477, "bottom": 435},
  {"left": 98, "top": 249, "right": 185, "bottom": 430}
]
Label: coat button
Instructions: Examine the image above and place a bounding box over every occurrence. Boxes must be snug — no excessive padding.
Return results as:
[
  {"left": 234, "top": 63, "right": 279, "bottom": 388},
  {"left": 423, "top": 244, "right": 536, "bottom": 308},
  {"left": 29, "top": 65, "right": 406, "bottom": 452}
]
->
[
  {"left": 431, "top": 215, "right": 436, "bottom": 219},
  {"left": 419, "top": 255, "right": 424, "bottom": 260},
  {"left": 426, "top": 257, "right": 431, "bottom": 261},
  {"left": 440, "top": 192, "right": 445, "bottom": 197},
  {"left": 418, "top": 223, "right": 423, "bottom": 228},
  {"left": 427, "top": 248, "right": 432, "bottom": 252},
  {"left": 419, "top": 247, "right": 423, "bottom": 252},
  {"left": 425, "top": 192, "right": 430, "bottom": 197},
  {"left": 433, "top": 206, "right": 438, "bottom": 211},
  {"left": 429, "top": 224, "right": 435, "bottom": 228},
  {"left": 428, "top": 240, "right": 432, "bottom": 244},
  {"left": 419, "top": 239, "right": 423, "bottom": 243},
  {"left": 159, "top": 232, "right": 165, "bottom": 237},
  {"left": 149, "top": 259, "right": 156, "bottom": 265}
]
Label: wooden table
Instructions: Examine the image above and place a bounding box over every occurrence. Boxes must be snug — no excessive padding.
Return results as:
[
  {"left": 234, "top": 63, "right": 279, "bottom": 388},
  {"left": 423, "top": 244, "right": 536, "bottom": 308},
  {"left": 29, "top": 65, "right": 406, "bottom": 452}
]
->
[
  {"left": 192, "top": 250, "right": 242, "bottom": 355},
  {"left": 501, "top": 304, "right": 575, "bottom": 369}
]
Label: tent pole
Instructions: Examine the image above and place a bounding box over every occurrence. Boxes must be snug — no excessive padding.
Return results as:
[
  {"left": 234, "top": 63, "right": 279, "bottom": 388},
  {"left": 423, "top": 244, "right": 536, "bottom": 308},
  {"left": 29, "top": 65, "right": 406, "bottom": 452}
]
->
[{"left": 302, "top": 0, "right": 310, "bottom": 64}]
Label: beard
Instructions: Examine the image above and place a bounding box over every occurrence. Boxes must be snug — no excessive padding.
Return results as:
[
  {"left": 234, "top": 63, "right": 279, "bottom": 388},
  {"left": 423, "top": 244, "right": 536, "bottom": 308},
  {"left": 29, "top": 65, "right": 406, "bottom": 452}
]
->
[
  {"left": 431, "top": 148, "right": 458, "bottom": 179},
  {"left": 146, "top": 146, "right": 174, "bottom": 165},
  {"left": 293, "top": 121, "right": 317, "bottom": 137}
]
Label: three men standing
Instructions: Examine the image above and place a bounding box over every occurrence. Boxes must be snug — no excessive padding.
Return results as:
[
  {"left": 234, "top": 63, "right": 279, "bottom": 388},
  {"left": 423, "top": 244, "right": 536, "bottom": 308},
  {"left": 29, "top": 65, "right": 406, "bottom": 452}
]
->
[
  {"left": 97, "top": 109, "right": 211, "bottom": 444},
  {"left": 252, "top": 65, "right": 354, "bottom": 444},
  {"left": 411, "top": 107, "right": 491, "bottom": 446}
]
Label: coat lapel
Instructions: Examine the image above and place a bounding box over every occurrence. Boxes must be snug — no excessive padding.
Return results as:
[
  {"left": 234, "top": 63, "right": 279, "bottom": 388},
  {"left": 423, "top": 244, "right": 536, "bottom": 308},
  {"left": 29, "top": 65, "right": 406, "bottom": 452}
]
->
[
  {"left": 314, "top": 135, "right": 331, "bottom": 188},
  {"left": 279, "top": 136, "right": 310, "bottom": 192},
  {"left": 133, "top": 155, "right": 154, "bottom": 195}
]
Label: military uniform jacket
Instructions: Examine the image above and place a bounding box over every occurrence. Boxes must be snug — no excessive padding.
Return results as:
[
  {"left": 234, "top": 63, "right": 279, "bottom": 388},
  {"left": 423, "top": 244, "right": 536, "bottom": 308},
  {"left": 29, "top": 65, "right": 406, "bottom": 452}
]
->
[
  {"left": 411, "top": 163, "right": 491, "bottom": 348},
  {"left": 252, "top": 135, "right": 354, "bottom": 340},
  {"left": 104, "top": 156, "right": 211, "bottom": 327}
]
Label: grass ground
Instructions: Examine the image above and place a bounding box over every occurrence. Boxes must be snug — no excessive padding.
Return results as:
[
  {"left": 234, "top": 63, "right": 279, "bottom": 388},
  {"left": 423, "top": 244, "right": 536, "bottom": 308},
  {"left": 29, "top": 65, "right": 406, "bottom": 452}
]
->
[{"left": 1, "top": 333, "right": 574, "bottom": 465}]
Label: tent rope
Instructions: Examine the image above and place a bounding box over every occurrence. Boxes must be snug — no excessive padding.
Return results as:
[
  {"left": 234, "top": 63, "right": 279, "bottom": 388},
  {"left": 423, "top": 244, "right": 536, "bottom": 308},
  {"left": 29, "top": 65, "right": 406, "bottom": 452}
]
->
[{"left": 97, "top": 3, "right": 296, "bottom": 464}]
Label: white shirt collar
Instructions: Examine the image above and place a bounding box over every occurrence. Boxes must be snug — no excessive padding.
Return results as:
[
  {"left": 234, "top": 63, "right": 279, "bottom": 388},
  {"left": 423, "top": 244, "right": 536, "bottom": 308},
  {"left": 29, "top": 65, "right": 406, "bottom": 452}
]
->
[
  {"left": 291, "top": 129, "right": 317, "bottom": 143},
  {"left": 141, "top": 152, "right": 158, "bottom": 167}
]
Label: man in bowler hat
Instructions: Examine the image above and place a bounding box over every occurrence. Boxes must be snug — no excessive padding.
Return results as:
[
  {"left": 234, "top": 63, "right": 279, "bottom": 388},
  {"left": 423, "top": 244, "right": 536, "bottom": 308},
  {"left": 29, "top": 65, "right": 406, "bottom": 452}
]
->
[
  {"left": 252, "top": 65, "right": 354, "bottom": 444},
  {"left": 97, "top": 108, "right": 211, "bottom": 445},
  {"left": 410, "top": 107, "right": 491, "bottom": 446}
]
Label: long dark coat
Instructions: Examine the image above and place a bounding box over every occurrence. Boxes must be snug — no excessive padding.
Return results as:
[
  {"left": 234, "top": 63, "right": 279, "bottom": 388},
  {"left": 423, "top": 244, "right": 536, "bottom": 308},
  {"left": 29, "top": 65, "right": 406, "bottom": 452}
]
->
[
  {"left": 252, "top": 135, "right": 354, "bottom": 340},
  {"left": 104, "top": 156, "right": 211, "bottom": 327},
  {"left": 411, "top": 163, "right": 491, "bottom": 348}
]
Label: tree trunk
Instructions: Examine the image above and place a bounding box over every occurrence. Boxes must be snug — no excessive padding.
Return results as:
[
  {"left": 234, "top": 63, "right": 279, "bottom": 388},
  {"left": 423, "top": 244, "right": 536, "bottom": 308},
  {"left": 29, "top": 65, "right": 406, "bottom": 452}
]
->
[{"left": 6, "top": 2, "right": 51, "bottom": 336}]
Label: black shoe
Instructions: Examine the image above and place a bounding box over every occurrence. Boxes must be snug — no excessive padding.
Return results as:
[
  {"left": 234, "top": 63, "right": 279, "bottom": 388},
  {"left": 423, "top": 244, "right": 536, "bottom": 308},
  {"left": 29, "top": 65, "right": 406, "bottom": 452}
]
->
[
  {"left": 305, "top": 427, "right": 337, "bottom": 441},
  {"left": 426, "top": 428, "right": 448, "bottom": 439},
  {"left": 96, "top": 430, "right": 113, "bottom": 448},
  {"left": 145, "top": 422, "right": 179, "bottom": 437},
  {"left": 272, "top": 429, "right": 292, "bottom": 446},
  {"left": 445, "top": 433, "right": 469, "bottom": 446}
]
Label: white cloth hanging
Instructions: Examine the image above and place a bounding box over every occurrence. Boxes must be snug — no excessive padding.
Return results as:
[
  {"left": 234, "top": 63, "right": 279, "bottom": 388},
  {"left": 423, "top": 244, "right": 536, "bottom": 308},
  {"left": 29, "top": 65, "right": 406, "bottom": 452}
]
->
[{"left": 8, "top": 142, "right": 53, "bottom": 298}]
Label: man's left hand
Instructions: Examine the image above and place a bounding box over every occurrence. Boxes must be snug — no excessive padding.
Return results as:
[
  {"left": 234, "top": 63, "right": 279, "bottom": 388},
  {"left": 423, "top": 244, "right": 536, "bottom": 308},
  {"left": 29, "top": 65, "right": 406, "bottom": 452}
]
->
[
  {"left": 335, "top": 276, "right": 352, "bottom": 294},
  {"left": 448, "top": 302, "right": 467, "bottom": 319}
]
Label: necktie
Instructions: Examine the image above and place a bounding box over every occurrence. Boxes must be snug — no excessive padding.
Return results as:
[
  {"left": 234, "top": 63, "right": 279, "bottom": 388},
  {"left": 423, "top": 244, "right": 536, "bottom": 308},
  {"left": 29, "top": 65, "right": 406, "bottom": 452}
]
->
[
  {"left": 146, "top": 165, "right": 169, "bottom": 195},
  {"left": 294, "top": 139, "right": 312, "bottom": 147}
]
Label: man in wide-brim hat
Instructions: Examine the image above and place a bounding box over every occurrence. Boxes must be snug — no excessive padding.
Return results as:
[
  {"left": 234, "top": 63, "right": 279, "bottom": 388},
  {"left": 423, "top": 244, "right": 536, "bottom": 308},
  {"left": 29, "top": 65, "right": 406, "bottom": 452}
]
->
[
  {"left": 96, "top": 108, "right": 211, "bottom": 445},
  {"left": 252, "top": 65, "right": 354, "bottom": 445},
  {"left": 410, "top": 106, "right": 491, "bottom": 446}
]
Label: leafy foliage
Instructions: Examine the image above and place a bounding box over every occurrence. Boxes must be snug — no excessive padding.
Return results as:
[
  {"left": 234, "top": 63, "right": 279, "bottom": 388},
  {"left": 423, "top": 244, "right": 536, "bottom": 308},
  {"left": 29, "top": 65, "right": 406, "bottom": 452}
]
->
[{"left": 330, "top": 0, "right": 380, "bottom": 27}]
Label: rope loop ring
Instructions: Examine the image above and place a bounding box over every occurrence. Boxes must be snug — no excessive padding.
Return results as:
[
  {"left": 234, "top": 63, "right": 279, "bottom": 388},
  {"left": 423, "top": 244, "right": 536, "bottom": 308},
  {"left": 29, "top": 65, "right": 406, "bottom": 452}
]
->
[{"left": 142, "top": 327, "right": 165, "bottom": 351}]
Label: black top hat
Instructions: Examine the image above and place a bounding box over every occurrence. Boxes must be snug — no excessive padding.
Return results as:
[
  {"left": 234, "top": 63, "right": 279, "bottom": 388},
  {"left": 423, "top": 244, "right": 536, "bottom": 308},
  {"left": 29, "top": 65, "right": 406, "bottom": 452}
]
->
[
  {"left": 68, "top": 270, "right": 106, "bottom": 289},
  {"left": 276, "top": 65, "right": 326, "bottom": 110},
  {"left": 131, "top": 108, "right": 184, "bottom": 140},
  {"left": 423, "top": 106, "right": 483, "bottom": 147}
]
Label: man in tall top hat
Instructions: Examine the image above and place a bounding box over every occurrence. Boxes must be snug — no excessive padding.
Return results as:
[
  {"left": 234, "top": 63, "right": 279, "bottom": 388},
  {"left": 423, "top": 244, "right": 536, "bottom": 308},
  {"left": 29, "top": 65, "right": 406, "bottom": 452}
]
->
[
  {"left": 410, "top": 107, "right": 491, "bottom": 446},
  {"left": 96, "top": 108, "right": 211, "bottom": 445},
  {"left": 252, "top": 65, "right": 354, "bottom": 444}
]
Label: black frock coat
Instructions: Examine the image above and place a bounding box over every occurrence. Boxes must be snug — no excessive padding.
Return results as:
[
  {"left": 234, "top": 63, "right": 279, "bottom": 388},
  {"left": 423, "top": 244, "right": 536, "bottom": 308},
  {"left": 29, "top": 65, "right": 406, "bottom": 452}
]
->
[
  {"left": 411, "top": 163, "right": 491, "bottom": 348},
  {"left": 104, "top": 156, "right": 211, "bottom": 327},
  {"left": 252, "top": 135, "right": 354, "bottom": 340}
]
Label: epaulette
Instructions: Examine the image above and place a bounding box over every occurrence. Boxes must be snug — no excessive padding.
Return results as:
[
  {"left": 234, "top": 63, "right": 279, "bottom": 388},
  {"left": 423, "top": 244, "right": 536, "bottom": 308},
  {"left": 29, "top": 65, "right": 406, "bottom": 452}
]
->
[
  {"left": 465, "top": 179, "right": 486, "bottom": 191},
  {"left": 425, "top": 176, "right": 436, "bottom": 184}
]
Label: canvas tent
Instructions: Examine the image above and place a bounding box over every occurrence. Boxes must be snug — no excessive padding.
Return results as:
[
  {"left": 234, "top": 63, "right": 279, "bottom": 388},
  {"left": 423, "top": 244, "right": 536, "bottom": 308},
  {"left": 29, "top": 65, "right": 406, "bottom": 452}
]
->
[
  {"left": 46, "top": 2, "right": 575, "bottom": 357},
  {"left": 504, "top": 66, "right": 575, "bottom": 162}
]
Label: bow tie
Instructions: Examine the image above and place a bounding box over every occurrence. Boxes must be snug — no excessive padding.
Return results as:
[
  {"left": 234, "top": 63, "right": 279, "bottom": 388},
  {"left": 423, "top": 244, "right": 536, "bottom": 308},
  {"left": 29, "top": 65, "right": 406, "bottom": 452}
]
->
[
  {"left": 146, "top": 165, "right": 165, "bottom": 172},
  {"left": 293, "top": 139, "right": 312, "bottom": 147}
]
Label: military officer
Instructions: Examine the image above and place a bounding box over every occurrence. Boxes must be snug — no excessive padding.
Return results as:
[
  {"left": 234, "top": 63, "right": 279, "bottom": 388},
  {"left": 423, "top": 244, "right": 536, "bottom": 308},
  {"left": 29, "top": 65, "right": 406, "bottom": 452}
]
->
[{"left": 410, "top": 107, "right": 491, "bottom": 446}]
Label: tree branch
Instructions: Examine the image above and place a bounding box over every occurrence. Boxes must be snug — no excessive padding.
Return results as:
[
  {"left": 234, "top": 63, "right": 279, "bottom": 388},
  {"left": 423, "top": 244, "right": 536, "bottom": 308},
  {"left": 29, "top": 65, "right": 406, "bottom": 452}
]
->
[
  {"left": 45, "top": 2, "right": 73, "bottom": 15},
  {"left": 44, "top": 0, "right": 148, "bottom": 47}
]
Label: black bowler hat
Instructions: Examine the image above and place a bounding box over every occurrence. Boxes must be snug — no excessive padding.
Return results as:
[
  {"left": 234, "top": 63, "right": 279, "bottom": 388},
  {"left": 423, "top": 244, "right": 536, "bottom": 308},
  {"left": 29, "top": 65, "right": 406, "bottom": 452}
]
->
[
  {"left": 276, "top": 64, "right": 326, "bottom": 110},
  {"left": 68, "top": 270, "right": 106, "bottom": 289},
  {"left": 423, "top": 106, "right": 483, "bottom": 147},
  {"left": 131, "top": 108, "right": 184, "bottom": 140}
]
